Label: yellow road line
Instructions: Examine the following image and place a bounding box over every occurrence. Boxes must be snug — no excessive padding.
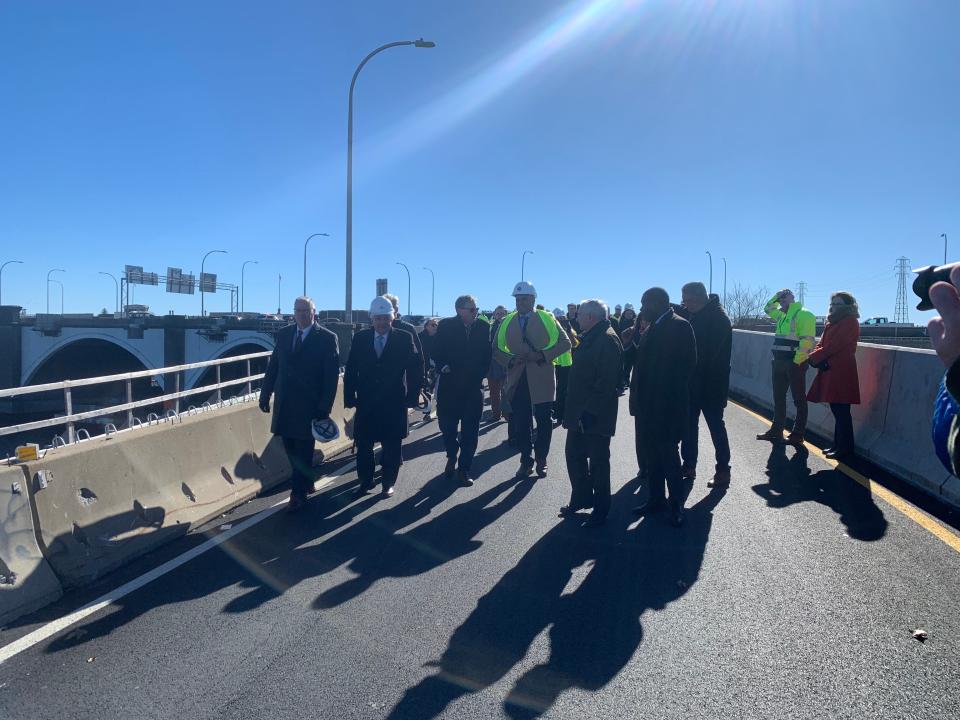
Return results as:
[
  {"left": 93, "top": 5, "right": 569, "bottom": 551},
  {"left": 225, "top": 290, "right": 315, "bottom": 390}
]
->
[{"left": 731, "top": 400, "right": 960, "bottom": 554}]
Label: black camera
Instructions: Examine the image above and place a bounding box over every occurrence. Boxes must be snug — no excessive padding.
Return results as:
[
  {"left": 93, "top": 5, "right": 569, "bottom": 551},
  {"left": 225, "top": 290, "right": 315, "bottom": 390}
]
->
[{"left": 913, "top": 263, "right": 960, "bottom": 311}]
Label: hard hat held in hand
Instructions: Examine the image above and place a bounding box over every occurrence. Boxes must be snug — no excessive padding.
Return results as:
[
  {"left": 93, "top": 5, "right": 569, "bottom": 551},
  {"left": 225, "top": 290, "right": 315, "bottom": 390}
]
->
[
  {"left": 311, "top": 417, "right": 341, "bottom": 443},
  {"left": 512, "top": 281, "right": 537, "bottom": 297},
  {"left": 369, "top": 296, "right": 394, "bottom": 316}
]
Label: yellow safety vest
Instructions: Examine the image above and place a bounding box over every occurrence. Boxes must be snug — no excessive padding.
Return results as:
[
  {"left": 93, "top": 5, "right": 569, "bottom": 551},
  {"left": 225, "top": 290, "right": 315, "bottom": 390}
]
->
[
  {"left": 764, "top": 296, "right": 816, "bottom": 364},
  {"left": 497, "top": 310, "right": 570, "bottom": 366}
]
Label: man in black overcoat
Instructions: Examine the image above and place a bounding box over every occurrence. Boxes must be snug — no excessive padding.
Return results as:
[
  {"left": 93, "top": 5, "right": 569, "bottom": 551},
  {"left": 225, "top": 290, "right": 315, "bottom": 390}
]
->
[
  {"left": 430, "top": 294, "right": 491, "bottom": 487},
  {"left": 385, "top": 293, "right": 425, "bottom": 377},
  {"left": 344, "top": 296, "right": 423, "bottom": 497},
  {"left": 628, "top": 287, "right": 697, "bottom": 527},
  {"left": 678, "top": 282, "right": 733, "bottom": 488},
  {"left": 260, "top": 296, "right": 340, "bottom": 512}
]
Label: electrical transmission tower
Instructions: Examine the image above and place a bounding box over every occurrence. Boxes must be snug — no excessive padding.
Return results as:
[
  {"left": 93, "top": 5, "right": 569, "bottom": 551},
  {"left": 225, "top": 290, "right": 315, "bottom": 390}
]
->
[
  {"left": 796, "top": 281, "right": 807, "bottom": 306},
  {"left": 894, "top": 257, "right": 911, "bottom": 324}
]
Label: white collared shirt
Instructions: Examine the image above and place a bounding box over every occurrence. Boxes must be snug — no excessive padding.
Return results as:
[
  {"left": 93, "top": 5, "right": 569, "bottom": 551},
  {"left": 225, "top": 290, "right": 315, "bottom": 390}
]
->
[{"left": 292, "top": 323, "right": 313, "bottom": 350}]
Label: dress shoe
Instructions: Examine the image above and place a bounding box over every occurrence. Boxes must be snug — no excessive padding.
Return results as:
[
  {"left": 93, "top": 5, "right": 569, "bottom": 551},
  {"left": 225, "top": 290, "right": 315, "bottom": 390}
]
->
[
  {"left": 355, "top": 482, "right": 373, "bottom": 498},
  {"left": 516, "top": 458, "right": 535, "bottom": 478},
  {"left": 632, "top": 499, "right": 666, "bottom": 516},
  {"left": 444, "top": 457, "right": 457, "bottom": 480},
  {"left": 682, "top": 466, "right": 696, "bottom": 481},
  {"left": 382, "top": 485, "right": 395, "bottom": 498},
  {"left": 708, "top": 468, "right": 731, "bottom": 488},
  {"left": 558, "top": 504, "right": 589, "bottom": 518},
  {"left": 535, "top": 459, "right": 548, "bottom": 478},
  {"left": 756, "top": 428, "right": 784, "bottom": 442},
  {"left": 456, "top": 469, "right": 475, "bottom": 487},
  {"left": 583, "top": 515, "right": 606, "bottom": 528},
  {"left": 785, "top": 432, "right": 805, "bottom": 447},
  {"left": 670, "top": 508, "right": 686, "bottom": 528},
  {"left": 286, "top": 495, "right": 305, "bottom": 513},
  {"left": 825, "top": 448, "right": 853, "bottom": 461}
]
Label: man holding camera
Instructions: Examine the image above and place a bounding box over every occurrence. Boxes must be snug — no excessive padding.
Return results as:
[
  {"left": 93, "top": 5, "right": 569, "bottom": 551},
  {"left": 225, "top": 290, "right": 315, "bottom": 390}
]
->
[{"left": 756, "top": 288, "right": 817, "bottom": 446}]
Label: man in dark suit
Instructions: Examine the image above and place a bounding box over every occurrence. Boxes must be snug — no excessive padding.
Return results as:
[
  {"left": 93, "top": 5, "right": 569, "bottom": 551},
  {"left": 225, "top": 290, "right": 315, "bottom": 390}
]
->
[
  {"left": 431, "top": 294, "right": 491, "bottom": 487},
  {"left": 627, "top": 287, "right": 697, "bottom": 527},
  {"left": 559, "top": 299, "right": 622, "bottom": 527},
  {"left": 260, "top": 296, "right": 340, "bottom": 512},
  {"left": 678, "top": 282, "right": 733, "bottom": 488},
  {"left": 344, "top": 296, "right": 423, "bottom": 498}
]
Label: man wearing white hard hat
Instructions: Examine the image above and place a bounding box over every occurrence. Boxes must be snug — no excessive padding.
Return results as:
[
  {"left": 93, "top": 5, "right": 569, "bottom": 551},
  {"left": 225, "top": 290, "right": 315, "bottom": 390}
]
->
[
  {"left": 344, "top": 296, "right": 423, "bottom": 497},
  {"left": 494, "top": 281, "right": 571, "bottom": 478},
  {"left": 260, "top": 296, "right": 340, "bottom": 512}
]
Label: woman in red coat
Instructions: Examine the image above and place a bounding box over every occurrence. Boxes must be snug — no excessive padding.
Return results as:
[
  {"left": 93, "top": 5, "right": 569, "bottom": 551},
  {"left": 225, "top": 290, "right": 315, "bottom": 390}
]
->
[{"left": 807, "top": 292, "right": 861, "bottom": 459}]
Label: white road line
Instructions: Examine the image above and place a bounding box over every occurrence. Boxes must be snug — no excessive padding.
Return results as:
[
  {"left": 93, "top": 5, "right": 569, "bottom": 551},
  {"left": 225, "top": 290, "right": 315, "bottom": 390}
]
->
[{"left": 0, "top": 460, "right": 357, "bottom": 665}]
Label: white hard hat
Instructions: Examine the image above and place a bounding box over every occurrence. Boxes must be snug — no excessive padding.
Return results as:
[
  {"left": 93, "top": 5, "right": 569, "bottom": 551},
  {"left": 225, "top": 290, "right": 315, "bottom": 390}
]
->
[
  {"left": 311, "top": 417, "right": 341, "bottom": 443},
  {"left": 512, "top": 281, "right": 537, "bottom": 297},
  {"left": 552, "top": 307, "right": 566, "bottom": 318},
  {"left": 369, "top": 296, "right": 394, "bottom": 316},
  {"left": 624, "top": 303, "right": 634, "bottom": 311}
]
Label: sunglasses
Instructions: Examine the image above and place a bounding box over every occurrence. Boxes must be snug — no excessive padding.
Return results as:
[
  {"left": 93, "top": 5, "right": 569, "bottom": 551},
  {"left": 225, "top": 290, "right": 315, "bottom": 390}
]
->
[{"left": 459, "top": 307, "right": 478, "bottom": 313}]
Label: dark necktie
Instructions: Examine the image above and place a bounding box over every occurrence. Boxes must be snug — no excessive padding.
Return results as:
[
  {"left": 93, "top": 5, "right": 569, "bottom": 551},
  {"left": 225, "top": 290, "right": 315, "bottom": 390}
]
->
[{"left": 295, "top": 330, "right": 303, "bottom": 353}]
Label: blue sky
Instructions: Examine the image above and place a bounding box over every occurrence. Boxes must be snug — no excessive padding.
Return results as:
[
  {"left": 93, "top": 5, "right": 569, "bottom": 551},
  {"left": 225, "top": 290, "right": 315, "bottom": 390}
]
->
[{"left": 0, "top": 0, "right": 956, "bottom": 322}]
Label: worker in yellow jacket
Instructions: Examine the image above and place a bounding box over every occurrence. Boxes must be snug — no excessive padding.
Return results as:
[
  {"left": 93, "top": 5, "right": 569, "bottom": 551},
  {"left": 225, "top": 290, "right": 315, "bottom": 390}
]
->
[
  {"left": 494, "top": 281, "right": 571, "bottom": 478},
  {"left": 756, "top": 288, "right": 817, "bottom": 445}
]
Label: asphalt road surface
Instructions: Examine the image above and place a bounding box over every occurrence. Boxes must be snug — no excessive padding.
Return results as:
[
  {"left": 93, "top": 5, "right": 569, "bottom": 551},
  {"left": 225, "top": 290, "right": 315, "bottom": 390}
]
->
[{"left": 1, "top": 397, "right": 959, "bottom": 719}]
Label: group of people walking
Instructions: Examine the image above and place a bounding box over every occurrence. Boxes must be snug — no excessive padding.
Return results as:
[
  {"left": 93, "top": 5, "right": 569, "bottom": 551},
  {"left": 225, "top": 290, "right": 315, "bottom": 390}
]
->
[{"left": 259, "top": 281, "right": 864, "bottom": 528}]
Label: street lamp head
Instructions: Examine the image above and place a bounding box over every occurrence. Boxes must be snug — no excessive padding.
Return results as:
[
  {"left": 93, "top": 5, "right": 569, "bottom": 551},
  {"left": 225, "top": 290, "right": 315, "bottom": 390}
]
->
[{"left": 414, "top": 39, "right": 436, "bottom": 48}]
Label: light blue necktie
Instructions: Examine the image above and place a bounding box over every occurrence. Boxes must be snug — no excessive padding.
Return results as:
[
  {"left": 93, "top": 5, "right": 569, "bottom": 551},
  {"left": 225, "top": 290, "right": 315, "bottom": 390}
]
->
[
  {"left": 375, "top": 334, "right": 385, "bottom": 358},
  {"left": 519, "top": 314, "right": 529, "bottom": 334}
]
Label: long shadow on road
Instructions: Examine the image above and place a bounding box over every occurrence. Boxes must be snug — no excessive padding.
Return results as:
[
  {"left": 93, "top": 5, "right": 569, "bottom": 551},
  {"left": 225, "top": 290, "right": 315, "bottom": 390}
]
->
[
  {"left": 45, "top": 460, "right": 534, "bottom": 654},
  {"left": 753, "top": 444, "right": 888, "bottom": 541},
  {"left": 387, "top": 481, "right": 725, "bottom": 719}
]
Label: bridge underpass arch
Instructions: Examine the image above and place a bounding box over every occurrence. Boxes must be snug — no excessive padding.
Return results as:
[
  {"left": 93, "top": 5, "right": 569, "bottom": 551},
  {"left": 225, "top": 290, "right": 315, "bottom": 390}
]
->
[
  {"left": 15, "top": 336, "right": 166, "bottom": 448},
  {"left": 187, "top": 339, "right": 273, "bottom": 405}
]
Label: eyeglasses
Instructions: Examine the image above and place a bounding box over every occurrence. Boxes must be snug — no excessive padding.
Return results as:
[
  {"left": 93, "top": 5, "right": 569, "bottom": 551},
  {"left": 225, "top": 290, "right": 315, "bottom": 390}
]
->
[{"left": 459, "top": 307, "right": 478, "bottom": 313}]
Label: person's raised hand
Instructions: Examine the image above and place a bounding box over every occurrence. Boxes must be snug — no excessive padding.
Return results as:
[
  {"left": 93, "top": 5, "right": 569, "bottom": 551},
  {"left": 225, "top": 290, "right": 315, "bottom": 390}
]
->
[{"left": 929, "top": 264, "right": 960, "bottom": 368}]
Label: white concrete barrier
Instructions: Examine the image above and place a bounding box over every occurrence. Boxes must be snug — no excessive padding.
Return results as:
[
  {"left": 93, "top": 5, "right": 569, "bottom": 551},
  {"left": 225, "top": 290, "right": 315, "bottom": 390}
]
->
[
  {"left": 730, "top": 330, "right": 955, "bottom": 505},
  {"left": 0, "top": 463, "right": 63, "bottom": 626}
]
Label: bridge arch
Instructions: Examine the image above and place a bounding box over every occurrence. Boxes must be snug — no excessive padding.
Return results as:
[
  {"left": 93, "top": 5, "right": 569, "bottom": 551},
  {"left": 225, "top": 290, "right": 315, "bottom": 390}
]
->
[
  {"left": 186, "top": 337, "right": 274, "bottom": 393},
  {"left": 23, "top": 333, "right": 157, "bottom": 387}
]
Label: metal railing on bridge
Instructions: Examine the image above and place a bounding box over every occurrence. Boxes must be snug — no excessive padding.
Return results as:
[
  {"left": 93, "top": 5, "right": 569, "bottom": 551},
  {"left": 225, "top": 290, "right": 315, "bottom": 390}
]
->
[{"left": 0, "top": 350, "right": 272, "bottom": 453}]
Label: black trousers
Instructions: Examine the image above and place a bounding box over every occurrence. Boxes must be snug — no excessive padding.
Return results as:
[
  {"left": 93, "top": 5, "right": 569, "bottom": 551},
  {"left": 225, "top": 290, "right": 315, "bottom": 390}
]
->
[
  {"left": 357, "top": 438, "right": 403, "bottom": 490},
  {"left": 565, "top": 430, "right": 611, "bottom": 520},
  {"left": 772, "top": 355, "right": 808, "bottom": 435},
  {"left": 282, "top": 436, "right": 316, "bottom": 500},
  {"left": 439, "top": 388, "right": 483, "bottom": 471},
  {"left": 512, "top": 371, "right": 554, "bottom": 462},
  {"left": 642, "top": 431, "right": 685, "bottom": 511},
  {"left": 830, "top": 403, "right": 854, "bottom": 453},
  {"left": 681, "top": 404, "right": 732, "bottom": 472},
  {"left": 633, "top": 415, "right": 646, "bottom": 478}
]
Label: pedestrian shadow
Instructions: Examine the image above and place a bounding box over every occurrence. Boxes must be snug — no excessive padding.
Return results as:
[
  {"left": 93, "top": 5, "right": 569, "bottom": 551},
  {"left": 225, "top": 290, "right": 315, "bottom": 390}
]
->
[
  {"left": 752, "top": 444, "right": 888, "bottom": 541},
  {"left": 311, "top": 474, "right": 535, "bottom": 609},
  {"left": 386, "top": 485, "right": 722, "bottom": 719}
]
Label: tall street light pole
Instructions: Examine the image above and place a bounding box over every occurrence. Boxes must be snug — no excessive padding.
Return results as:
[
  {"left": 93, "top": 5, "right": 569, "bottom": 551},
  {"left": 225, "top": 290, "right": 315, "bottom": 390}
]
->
[
  {"left": 277, "top": 273, "right": 282, "bottom": 315},
  {"left": 303, "top": 232, "right": 329, "bottom": 296},
  {"left": 423, "top": 266, "right": 435, "bottom": 316},
  {"left": 98, "top": 271, "right": 119, "bottom": 313},
  {"left": 0, "top": 260, "right": 24, "bottom": 305},
  {"left": 46, "top": 268, "right": 65, "bottom": 314},
  {"left": 943, "top": 233, "right": 949, "bottom": 265},
  {"left": 522, "top": 250, "right": 534, "bottom": 281},
  {"left": 722, "top": 258, "right": 727, "bottom": 307},
  {"left": 395, "top": 262, "right": 412, "bottom": 316},
  {"left": 705, "top": 251, "right": 713, "bottom": 294},
  {"left": 50, "top": 279, "right": 64, "bottom": 315},
  {"left": 200, "top": 249, "right": 227, "bottom": 317},
  {"left": 241, "top": 260, "right": 258, "bottom": 313},
  {"left": 345, "top": 38, "right": 436, "bottom": 325}
]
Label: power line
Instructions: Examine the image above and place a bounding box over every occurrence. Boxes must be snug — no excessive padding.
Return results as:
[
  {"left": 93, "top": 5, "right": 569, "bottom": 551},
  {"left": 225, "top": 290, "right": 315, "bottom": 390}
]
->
[
  {"left": 894, "top": 257, "right": 911, "bottom": 324},
  {"left": 796, "top": 281, "right": 807, "bottom": 306}
]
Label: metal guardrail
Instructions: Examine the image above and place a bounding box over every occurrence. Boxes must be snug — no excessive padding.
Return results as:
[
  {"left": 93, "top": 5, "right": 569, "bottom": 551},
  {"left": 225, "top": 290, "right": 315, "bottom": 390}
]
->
[{"left": 0, "top": 350, "right": 272, "bottom": 445}]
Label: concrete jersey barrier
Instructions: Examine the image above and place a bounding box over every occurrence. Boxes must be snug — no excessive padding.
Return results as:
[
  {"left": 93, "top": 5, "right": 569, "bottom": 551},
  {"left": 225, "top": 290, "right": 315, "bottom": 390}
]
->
[
  {"left": 730, "top": 330, "right": 955, "bottom": 505},
  {"left": 0, "top": 463, "right": 63, "bottom": 626}
]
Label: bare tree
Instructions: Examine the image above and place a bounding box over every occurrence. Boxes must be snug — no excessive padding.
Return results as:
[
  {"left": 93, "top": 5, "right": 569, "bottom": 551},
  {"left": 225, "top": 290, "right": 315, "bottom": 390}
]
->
[{"left": 726, "top": 282, "right": 771, "bottom": 328}]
